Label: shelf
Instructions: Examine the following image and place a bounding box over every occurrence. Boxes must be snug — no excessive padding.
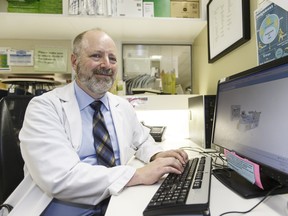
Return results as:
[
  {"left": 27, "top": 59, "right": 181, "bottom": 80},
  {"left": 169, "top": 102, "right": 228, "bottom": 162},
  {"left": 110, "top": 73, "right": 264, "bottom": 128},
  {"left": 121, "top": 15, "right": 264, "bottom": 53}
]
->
[
  {"left": 0, "top": 71, "right": 70, "bottom": 76},
  {"left": 0, "top": 7, "right": 207, "bottom": 86},
  {"left": 0, "top": 13, "right": 207, "bottom": 43},
  {"left": 0, "top": 71, "right": 71, "bottom": 82}
]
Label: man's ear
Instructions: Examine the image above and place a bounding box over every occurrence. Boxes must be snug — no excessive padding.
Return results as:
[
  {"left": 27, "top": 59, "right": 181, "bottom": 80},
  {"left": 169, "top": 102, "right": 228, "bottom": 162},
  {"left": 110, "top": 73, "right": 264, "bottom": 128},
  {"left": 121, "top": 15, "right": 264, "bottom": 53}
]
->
[{"left": 71, "top": 53, "right": 77, "bottom": 71}]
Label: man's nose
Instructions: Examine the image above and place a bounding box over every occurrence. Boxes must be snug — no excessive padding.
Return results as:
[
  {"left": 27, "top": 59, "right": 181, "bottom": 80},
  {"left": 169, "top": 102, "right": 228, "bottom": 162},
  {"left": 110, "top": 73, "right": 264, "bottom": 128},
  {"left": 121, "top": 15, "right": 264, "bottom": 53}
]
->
[{"left": 99, "top": 56, "right": 110, "bottom": 67}]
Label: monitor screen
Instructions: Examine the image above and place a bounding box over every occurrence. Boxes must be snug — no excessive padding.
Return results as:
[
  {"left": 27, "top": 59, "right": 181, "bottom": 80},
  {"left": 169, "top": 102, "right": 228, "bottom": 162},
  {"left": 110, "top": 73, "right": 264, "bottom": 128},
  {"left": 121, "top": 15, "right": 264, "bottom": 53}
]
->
[{"left": 212, "top": 56, "right": 288, "bottom": 198}]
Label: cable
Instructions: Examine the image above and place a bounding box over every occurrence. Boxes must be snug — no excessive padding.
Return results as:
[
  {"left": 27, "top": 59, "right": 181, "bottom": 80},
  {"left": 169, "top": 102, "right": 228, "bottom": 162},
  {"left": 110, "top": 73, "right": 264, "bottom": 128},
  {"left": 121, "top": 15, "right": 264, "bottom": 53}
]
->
[
  {"left": 180, "top": 146, "right": 228, "bottom": 172},
  {"left": 218, "top": 184, "right": 283, "bottom": 216},
  {"left": 180, "top": 147, "right": 284, "bottom": 216}
]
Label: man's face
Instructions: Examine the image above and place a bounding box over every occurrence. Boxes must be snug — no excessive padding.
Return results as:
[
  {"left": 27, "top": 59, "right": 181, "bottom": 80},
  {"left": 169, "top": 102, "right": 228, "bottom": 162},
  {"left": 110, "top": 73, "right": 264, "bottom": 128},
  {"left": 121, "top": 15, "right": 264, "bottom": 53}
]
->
[{"left": 73, "top": 31, "right": 118, "bottom": 97}]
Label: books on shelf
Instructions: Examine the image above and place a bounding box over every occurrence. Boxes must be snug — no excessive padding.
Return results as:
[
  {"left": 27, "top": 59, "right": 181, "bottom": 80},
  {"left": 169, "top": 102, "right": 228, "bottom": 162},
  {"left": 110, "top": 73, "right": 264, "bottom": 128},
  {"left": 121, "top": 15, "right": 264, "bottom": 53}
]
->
[
  {"left": 7, "top": 0, "right": 62, "bottom": 14},
  {"left": 68, "top": 0, "right": 142, "bottom": 17},
  {"left": 67, "top": 0, "right": 200, "bottom": 18},
  {"left": 6, "top": 0, "right": 201, "bottom": 19}
]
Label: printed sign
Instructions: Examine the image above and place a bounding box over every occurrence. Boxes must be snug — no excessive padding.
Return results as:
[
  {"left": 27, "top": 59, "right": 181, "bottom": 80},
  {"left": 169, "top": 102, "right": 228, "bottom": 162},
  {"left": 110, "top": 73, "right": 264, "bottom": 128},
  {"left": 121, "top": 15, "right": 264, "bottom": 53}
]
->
[{"left": 34, "top": 47, "right": 67, "bottom": 72}]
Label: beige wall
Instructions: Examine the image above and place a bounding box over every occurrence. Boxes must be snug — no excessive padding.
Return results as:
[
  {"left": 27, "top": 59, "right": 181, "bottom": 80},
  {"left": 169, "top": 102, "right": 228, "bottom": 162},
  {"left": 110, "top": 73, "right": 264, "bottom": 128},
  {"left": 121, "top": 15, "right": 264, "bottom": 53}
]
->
[
  {"left": 0, "top": 39, "right": 73, "bottom": 89},
  {"left": 192, "top": 1, "right": 258, "bottom": 95},
  {"left": 0, "top": 39, "right": 72, "bottom": 74}
]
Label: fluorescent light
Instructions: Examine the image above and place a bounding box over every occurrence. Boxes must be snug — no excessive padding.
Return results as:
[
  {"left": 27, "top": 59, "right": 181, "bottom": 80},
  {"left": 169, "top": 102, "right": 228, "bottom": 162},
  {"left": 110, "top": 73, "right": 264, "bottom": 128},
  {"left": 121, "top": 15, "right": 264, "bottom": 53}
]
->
[{"left": 150, "top": 55, "right": 162, "bottom": 60}]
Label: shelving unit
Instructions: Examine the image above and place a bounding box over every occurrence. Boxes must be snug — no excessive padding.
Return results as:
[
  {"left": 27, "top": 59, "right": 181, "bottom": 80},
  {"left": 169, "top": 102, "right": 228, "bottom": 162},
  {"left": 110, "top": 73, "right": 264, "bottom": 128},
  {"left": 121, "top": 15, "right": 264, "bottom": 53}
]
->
[
  {"left": 0, "top": 13, "right": 206, "bottom": 43},
  {"left": 0, "top": 0, "right": 208, "bottom": 87}
]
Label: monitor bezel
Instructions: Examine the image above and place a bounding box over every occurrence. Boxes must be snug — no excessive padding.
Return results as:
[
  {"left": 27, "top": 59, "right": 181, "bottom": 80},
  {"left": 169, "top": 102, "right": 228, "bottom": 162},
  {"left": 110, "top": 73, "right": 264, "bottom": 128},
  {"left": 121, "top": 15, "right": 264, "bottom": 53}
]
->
[{"left": 211, "top": 56, "right": 288, "bottom": 197}]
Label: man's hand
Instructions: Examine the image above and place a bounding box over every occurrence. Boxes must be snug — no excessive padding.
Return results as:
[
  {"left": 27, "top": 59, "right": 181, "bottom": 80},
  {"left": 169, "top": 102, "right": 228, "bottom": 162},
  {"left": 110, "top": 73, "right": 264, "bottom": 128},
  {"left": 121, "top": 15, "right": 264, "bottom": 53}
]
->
[
  {"left": 126, "top": 149, "right": 188, "bottom": 186},
  {"left": 150, "top": 149, "right": 188, "bottom": 165}
]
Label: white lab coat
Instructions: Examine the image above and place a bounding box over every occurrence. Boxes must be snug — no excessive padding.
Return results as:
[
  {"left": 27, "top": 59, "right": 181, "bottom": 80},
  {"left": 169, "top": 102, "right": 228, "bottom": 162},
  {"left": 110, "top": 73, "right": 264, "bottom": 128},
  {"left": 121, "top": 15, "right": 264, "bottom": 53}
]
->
[{"left": 1, "top": 81, "right": 163, "bottom": 215}]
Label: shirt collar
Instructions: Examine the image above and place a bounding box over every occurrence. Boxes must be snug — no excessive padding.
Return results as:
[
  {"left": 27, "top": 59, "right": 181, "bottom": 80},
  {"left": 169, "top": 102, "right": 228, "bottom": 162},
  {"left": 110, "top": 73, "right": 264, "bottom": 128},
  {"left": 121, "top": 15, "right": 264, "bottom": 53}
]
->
[{"left": 74, "top": 82, "right": 110, "bottom": 111}]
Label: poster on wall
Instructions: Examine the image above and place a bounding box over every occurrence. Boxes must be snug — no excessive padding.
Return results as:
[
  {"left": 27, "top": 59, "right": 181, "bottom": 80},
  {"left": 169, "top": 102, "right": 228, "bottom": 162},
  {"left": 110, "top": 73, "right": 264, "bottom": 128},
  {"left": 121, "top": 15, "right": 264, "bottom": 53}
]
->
[
  {"left": 255, "top": 2, "right": 288, "bottom": 65},
  {"left": 34, "top": 47, "right": 67, "bottom": 72},
  {"left": 8, "top": 49, "right": 34, "bottom": 66},
  {"left": 269, "top": 0, "right": 288, "bottom": 12}
]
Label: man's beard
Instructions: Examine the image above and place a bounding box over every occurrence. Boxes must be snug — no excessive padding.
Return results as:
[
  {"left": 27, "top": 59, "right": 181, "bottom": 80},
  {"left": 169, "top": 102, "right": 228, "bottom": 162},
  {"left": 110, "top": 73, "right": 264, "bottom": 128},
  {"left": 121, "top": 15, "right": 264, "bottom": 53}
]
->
[{"left": 76, "top": 64, "right": 115, "bottom": 95}]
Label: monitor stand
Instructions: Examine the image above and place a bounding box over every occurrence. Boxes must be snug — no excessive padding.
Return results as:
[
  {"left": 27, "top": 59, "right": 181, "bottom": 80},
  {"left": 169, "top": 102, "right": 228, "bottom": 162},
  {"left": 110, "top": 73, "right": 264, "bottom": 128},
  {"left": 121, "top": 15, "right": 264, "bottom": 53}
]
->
[{"left": 212, "top": 168, "right": 288, "bottom": 199}]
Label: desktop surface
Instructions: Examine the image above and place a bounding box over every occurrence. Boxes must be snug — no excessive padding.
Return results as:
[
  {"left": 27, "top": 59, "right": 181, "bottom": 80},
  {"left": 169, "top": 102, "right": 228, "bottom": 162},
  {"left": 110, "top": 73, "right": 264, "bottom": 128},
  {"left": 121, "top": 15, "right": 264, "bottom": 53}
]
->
[
  {"left": 106, "top": 176, "right": 288, "bottom": 216},
  {"left": 105, "top": 139, "right": 288, "bottom": 216}
]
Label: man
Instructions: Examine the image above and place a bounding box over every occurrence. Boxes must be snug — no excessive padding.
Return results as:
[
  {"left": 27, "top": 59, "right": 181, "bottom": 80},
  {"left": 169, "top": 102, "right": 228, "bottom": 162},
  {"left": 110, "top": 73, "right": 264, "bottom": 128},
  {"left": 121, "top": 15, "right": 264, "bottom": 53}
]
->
[{"left": 4, "top": 29, "right": 188, "bottom": 216}]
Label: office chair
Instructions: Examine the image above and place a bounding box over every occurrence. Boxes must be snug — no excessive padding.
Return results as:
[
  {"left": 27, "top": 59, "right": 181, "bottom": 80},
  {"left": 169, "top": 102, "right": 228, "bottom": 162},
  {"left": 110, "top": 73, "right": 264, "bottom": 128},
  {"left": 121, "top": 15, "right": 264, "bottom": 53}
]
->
[
  {"left": 0, "top": 95, "right": 34, "bottom": 205},
  {"left": 0, "top": 89, "right": 7, "bottom": 100}
]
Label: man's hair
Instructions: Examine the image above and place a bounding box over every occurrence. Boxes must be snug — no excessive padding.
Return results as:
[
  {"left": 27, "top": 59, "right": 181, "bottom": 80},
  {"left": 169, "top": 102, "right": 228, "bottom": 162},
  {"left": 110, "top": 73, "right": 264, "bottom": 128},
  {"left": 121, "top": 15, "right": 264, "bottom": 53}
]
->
[{"left": 72, "top": 28, "right": 104, "bottom": 56}]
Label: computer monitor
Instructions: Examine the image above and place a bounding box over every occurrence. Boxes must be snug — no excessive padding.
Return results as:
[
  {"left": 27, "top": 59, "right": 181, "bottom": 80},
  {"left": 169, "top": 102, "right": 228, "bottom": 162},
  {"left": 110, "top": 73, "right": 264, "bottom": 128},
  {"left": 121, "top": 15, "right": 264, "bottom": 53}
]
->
[
  {"left": 211, "top": 56, "right": 288, "bottom": 198},
  {"left": 189, "top": 95, "right": 215, "bottom": 149}
]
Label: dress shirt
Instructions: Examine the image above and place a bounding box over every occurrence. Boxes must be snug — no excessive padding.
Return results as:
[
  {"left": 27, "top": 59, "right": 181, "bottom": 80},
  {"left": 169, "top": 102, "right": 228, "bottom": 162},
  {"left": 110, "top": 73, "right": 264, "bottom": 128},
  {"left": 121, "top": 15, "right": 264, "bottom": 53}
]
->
[{"left": 74, "top": 82, "right": 120, "bottom": 165}]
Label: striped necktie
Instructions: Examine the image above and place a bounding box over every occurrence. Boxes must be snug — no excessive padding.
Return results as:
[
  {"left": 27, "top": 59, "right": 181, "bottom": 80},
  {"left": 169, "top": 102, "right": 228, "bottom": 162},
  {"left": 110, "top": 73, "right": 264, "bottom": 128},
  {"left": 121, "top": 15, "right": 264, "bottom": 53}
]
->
[{"left": 90, "top": 101, "right": 116, "bottom": 167}]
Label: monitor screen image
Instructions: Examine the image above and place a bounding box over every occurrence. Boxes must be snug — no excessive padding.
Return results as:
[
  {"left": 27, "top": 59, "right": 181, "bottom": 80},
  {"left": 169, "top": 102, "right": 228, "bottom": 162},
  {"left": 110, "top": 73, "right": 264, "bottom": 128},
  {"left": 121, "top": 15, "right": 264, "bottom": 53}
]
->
[{"left": 212, "top": 56, "right": 288, "bottom": 198}]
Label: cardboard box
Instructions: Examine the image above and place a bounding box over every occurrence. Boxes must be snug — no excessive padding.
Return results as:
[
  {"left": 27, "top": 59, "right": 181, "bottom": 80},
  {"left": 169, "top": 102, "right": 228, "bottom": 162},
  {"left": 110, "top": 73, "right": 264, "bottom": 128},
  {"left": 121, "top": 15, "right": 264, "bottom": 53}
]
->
[
  {"left": 171, "top": 0, "right": 199, "bottom": 18},
  {"left": 116, "top": 0, "right": 143, "bottom": 17}
]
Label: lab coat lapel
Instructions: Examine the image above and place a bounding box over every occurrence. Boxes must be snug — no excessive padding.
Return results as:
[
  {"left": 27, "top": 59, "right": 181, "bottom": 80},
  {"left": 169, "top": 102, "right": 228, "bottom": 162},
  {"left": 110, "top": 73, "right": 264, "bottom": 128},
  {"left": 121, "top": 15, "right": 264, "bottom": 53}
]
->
[
  {"left": 55, "top": 82, "right": 82, "bottom": 151},
  {"left": 63, "top": 98, "right": 82, "bottom": 151},
  {"left": 108, "top": 94, "right": 126, "bottom": 164}
]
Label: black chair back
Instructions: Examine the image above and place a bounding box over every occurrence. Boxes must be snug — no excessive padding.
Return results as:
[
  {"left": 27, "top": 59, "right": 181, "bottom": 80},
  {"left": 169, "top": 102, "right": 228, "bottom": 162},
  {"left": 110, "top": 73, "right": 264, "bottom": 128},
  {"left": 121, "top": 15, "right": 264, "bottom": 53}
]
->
[
  {"left": 0, "top": 90, "right": 7, "bottom": 100},
  {"left": 0, "top": 95, "right": 34, "bottom": 204}
]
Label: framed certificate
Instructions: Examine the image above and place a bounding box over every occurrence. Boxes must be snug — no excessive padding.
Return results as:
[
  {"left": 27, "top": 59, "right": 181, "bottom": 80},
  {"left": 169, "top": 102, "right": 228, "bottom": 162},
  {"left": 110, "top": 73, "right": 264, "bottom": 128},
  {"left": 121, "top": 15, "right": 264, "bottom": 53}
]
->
[{"left": 207, "top": 0, "right": 251, "bottom": 63}]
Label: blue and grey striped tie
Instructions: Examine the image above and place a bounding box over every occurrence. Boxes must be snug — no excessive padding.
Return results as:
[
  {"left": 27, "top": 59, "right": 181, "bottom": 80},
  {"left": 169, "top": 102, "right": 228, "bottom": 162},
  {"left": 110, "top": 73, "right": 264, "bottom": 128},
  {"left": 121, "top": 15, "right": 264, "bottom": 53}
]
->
[{"left": 90, "top": 101, "right": 116, "bottom": 167}]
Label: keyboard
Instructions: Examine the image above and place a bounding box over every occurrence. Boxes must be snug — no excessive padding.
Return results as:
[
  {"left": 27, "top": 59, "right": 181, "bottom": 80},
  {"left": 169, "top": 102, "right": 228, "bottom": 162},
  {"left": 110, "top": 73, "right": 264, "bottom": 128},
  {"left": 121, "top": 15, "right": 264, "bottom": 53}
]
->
[{"left": 143, "top": 156, "right": 212, "bottom": 216}]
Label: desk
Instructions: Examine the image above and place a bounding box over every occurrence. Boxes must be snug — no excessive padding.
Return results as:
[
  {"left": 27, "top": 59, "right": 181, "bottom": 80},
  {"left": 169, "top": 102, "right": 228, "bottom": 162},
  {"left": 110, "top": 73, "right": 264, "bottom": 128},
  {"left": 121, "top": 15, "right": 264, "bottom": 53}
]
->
[{"left": 105, "top": 138, "right": 288, "bottom": 216}]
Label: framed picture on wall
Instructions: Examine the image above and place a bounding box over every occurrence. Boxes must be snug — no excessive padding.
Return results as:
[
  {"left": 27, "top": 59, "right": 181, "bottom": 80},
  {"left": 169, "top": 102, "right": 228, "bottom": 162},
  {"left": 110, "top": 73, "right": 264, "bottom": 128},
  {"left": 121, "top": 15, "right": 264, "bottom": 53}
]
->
[{"left": 207, "top": 0, "right": 251, "bottom": 63}]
